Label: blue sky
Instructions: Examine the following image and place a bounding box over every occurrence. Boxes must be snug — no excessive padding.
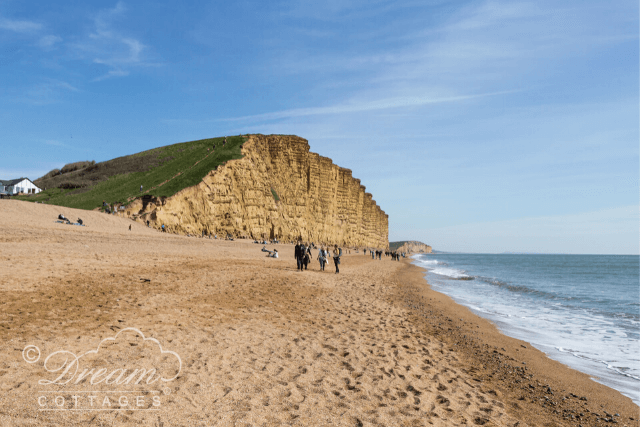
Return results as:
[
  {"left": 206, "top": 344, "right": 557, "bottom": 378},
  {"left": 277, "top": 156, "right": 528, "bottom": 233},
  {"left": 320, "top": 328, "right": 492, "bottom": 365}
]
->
[{"left": 1, "top": 0, "right": 637, "bottom": 254}]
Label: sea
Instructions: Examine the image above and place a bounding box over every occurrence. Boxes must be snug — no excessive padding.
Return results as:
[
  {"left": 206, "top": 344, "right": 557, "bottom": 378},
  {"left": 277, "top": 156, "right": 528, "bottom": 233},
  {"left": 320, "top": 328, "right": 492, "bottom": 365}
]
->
[{"left": 412, "top": 253, "right": 639, "bottom": 404}]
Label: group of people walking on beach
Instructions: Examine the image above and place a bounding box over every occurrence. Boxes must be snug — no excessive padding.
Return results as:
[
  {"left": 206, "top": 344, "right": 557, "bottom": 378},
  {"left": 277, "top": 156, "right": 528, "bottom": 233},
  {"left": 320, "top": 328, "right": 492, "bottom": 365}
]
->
[
  {"left": 291, "top": 243, "right": 403, "bottom": 273},
  {"left": 295, "top": 241, "right": 342, "bottom": 274},
  {"left": 365, "top": 248, "right": 404, "bottom": 261}
]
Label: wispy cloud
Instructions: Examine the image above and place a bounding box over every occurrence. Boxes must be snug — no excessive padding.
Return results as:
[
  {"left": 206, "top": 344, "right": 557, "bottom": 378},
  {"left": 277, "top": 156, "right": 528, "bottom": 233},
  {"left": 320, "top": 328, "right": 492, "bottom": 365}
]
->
[
  {"left": 37, "top": 35, "right": 62, "bottom": 49},
  {"left": 273, "top": 0, "right": 636, "bottom": 90},
  {"left": 43, "top": 140, "right": 72, "bottom": 149},
  {"left": 0, "top": 17, "right": 42, "bottom": 33},
  {"left": 222, "top": 90, "right": 517, "bottom": 122},
  {"left": 73, "top": 2, "right": 150, "bottom": 81},
  {"left": 0, "top": 15, "right": 64, "bottom": 54},
  {"left": 167, "top": 90, "right": 519, "bottom": 126},
  {"left": 281, "top": 0, "right": 442, "bottom": 22},
  {"left": 21, "top": 79, "right": 79, "bottom": 105},
  {"left": 92, "top": 69, "right": 130, "bottom": 81}
]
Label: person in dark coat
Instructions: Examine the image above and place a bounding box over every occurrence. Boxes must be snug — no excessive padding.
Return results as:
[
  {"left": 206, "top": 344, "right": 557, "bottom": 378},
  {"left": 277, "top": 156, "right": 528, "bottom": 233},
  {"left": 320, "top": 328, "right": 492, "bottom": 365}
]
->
[
  {"left": 294, "top": 241, "right": 305, "bottom": 271},
  {"left": 303, "top": 251, "right": 310, "bottom": 270},
  {"left": 333, "top": 245, "right": 341, "bottom": 274},
  {"left": 304, "top": 244, "right": 312, "bottom": 270}
]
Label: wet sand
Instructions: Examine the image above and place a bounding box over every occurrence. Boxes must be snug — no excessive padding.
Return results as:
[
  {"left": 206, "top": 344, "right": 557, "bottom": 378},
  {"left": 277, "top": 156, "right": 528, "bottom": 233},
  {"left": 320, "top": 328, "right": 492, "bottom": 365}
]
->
[{"left": 0, "top": 200, "right": 637, "bottom": 426}]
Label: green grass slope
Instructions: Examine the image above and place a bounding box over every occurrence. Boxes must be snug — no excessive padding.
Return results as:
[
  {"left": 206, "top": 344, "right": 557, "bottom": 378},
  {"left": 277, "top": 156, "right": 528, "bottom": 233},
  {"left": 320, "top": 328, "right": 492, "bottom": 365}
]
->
[
  {"left": 389, "top": 241, "right": 432, "bottom": 252},
  {"left": 16, "top": 135, "right": 246, "bottom": 210}
]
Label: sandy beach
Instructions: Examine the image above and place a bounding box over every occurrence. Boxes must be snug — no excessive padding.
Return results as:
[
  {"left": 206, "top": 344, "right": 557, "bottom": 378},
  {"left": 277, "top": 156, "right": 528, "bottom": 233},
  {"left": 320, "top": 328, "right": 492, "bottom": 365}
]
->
[{"left": 0, "top": 200, "right": 637, "bottom": 426}]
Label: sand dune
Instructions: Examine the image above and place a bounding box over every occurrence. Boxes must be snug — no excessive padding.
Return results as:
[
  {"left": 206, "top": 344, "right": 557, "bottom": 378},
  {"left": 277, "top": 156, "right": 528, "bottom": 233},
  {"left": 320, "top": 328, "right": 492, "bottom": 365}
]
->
[{"left": 0, "top": 200, "right": 636, "bottom": 426}]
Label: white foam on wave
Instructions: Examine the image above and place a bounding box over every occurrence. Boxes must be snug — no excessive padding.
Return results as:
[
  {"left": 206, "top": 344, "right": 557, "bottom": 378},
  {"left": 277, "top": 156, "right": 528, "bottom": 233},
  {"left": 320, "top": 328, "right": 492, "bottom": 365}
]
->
[
  {"left": 418, "top": 260, "right": 640, "bottom": 404},
  {"left": 556, "top": 346, "right": 640, "bottom": 381},
  {"left": 431, "top": 267, "right": 469, "bottom": 279},
  {"left": 412, "top": 254, "right": 441, "bottom": 266}
]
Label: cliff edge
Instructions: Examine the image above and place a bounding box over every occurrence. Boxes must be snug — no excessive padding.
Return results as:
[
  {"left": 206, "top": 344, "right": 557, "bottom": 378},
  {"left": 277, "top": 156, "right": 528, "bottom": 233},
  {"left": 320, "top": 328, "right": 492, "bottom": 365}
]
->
[
  {"left": 126, "top": 135, "right": 388, "bottom": 248},
  {"left": 389, "top": 241, "right": 432, "bottom": 254}
]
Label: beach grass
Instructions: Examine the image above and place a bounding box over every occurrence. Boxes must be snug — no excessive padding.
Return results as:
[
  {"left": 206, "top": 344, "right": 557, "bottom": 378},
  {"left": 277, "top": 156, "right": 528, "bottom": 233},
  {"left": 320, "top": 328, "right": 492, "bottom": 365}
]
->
[{"left": 15, "top": 135, "right": 246, "bottom": 210}]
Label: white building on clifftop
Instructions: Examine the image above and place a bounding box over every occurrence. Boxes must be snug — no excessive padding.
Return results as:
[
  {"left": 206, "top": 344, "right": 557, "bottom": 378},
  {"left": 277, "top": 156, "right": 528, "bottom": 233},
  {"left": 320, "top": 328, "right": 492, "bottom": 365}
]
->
[{"left": 0, "top": 178, "right": 42, "bottom": 195}]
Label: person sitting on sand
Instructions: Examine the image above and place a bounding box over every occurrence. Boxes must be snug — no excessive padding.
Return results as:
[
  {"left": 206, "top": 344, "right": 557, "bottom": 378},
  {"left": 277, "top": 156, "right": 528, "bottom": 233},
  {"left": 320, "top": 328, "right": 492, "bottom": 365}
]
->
[
  {"left": 261, "top": 245, "right": 269, "bottom": 252},
  {"left": 77, "top": 218, "right": 83, "bottom": 225},
  {"left": 270, "top": 249, "right": 278, "bottom": 258}
]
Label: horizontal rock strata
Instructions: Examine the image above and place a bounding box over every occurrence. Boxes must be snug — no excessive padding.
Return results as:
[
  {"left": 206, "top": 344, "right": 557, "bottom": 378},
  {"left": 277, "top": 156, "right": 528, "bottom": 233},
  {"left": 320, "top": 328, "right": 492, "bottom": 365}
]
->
[
  {"left": 126, "top": 135, "right": 388, "bottom": 248},
  {"left": 394, "top": 241, "right": 432, "bottom": 254}
]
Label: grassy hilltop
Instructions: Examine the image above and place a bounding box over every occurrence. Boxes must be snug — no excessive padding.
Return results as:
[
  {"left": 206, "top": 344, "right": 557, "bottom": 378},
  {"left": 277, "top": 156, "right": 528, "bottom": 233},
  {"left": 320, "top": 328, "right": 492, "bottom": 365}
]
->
[
  {"left": 389, "top": 241, "right": 411, "bottom": 251},
  {"left": 16, "top": 135, "right": 246, "bottom": 210},
  {"left": 389, "top": 241, "right": 432, "bottom": 253}
]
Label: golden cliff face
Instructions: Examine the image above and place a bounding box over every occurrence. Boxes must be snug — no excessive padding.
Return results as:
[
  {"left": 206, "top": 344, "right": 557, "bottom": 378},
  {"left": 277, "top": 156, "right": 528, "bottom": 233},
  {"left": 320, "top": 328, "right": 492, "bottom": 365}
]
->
[
  {"left": 395, "top": 241, "right": 433, "bottom": 254},
  {"left": 126, "top": 135, "right": 389, "bottom": 248}
]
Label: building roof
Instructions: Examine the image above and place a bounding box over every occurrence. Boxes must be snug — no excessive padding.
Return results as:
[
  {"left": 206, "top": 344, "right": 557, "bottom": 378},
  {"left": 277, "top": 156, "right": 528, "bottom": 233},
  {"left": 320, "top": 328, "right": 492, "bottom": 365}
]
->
[
  {"left": 0, "top": 178, "right": 28, "bottom": 186},
  {"left": 0, "top": 178, "right": 41, "bottom": 191}
]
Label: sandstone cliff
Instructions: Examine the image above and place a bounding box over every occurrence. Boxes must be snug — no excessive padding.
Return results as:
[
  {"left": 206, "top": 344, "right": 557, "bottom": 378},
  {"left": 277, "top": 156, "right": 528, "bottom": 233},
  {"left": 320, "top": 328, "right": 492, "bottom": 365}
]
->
[
  {"left": 391, "top": 241, "right": 432, "bottom": 254},
  {"left": 125, "top": 135, "right": 388, "bottom": 248}
]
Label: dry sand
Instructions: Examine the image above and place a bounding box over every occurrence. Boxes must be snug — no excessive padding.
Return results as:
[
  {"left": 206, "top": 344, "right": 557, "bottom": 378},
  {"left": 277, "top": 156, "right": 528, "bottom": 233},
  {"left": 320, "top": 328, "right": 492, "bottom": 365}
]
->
[{"left": 0, "top": 200, "right": 637, "bottom": 426}]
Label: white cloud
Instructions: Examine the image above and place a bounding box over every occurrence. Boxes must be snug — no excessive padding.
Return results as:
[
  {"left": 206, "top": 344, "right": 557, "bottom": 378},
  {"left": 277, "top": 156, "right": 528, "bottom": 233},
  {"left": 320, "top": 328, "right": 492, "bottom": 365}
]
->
[
  {"left": 209, "top": 90, "right": 518, "bottom": 123},
  {"left": 72, "top": 2, "right": 149, "bottom": 81},
  {"left": 446, "top": 1, "right": 540, "bottom": 31},
  {"left": 37, "top": 35, "right": 62, "bottom": 49},
  {"left": 92, "top": 68, "right": 129, "bottom": 82},
  {"left": 43, "top": 140, "right": 72, "bottom": 149},
  {"left": 21, "top": 79, "right": 79, "bottom": 105},
  {"left": 0, "top": 17, "right": 42, "bottom": 33}
]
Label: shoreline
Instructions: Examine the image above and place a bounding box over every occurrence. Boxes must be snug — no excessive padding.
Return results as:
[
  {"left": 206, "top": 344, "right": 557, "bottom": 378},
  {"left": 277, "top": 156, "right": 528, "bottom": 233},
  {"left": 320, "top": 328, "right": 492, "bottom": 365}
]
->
[
  {"left": 0, "top": 200, "right": 638, "bottom": 426},
  {"left": 409, "top": 252, "right": 639, "bottom": 405},
  {"left": 393, "top": 260, "right": 639, "bottom": 426}
]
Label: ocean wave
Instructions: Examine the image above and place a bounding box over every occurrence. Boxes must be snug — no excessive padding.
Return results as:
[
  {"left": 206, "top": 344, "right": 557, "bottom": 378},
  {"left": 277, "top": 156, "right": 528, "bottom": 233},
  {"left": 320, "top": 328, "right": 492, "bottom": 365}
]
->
[
  {"left": 556, "top": 347, "right": 640, "bottom": 381},
  {"left": 411, "top": 254, "right": 639, "bottom": 403},
  {"left": 424, "top": 266, "right": 639, "bottom": 322},
  {"left": 417, "top": 259, "right": 440, "bottom": 265},
  {"left": 472, "top": 276, "right": 620, "bottom": 310},
  {"left": 430, "top": 267, "right": 470, "bottom": 279}
]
